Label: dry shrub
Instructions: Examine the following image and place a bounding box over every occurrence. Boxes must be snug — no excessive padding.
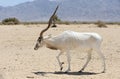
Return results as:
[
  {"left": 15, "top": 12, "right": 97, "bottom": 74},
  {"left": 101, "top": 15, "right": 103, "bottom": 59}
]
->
[
  {"left": 51, "top": 24, "right": 57, "bottom": 28},
  {"left": 95, "top": 21, "right": 107, "bottom": 28},
  {"left": 2, "top": 17, "right": 20, "bottom": 25}
]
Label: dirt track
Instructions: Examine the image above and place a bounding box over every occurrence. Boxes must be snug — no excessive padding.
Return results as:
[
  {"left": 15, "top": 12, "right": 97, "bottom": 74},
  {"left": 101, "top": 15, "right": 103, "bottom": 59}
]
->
[{"left": 0, "top": 24, "right": 120, "bottom": 79}]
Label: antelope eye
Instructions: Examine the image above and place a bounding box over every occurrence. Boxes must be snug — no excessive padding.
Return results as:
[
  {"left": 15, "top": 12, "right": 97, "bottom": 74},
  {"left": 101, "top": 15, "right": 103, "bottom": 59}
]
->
[
  {"left": 38, "top": 38, "right": 41, "bottom": 41},
  {"left": 38, "top": 37, "right": 42, "bottom": 42}
]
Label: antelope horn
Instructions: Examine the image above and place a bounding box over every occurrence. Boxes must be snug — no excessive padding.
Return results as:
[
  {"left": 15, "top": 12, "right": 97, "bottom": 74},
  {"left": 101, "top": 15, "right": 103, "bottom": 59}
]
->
[{"left": 40, "top": 5, "right": 59, "bottom": 38}]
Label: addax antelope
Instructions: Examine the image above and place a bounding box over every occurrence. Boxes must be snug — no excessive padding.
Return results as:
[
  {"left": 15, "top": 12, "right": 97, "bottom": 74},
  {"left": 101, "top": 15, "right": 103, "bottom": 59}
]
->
[{"left": 34, "top": 5, "right": 106, "bottom": 73}]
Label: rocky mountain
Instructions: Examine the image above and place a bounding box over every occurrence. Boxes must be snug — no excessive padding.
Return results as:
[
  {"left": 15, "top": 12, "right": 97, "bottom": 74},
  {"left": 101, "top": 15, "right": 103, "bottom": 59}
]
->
[{"left": 0, "top": 0, "right": 120, "bottom": 22}]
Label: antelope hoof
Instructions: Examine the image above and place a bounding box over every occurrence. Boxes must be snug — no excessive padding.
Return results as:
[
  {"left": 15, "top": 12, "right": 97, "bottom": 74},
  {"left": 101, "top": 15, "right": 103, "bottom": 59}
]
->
[
  {"left": 78, "top": 70, "right": 83, "bottom": 73},
  {"left": 64, "top": 71, "right": 68, "bottom": 73},
  {"left": 101, "top": 70, "right": 105, "bottom": 73},
  {"left": 61, "top": 62, "right": 64, "bottom": 65},
  {"left": 65, "top": 69, "right": 71, "bottom": 73},
  {"left": 60, "top": 62, "right": 64, "bottom": 71},
  {"left": 60, "top": 67, "right": 63, "bottom": 71}
]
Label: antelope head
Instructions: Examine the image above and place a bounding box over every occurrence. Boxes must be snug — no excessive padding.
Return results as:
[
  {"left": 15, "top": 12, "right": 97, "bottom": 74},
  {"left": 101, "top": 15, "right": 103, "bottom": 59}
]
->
[{"left": 34, "top": 5, "right": 59, "bottom": 50}]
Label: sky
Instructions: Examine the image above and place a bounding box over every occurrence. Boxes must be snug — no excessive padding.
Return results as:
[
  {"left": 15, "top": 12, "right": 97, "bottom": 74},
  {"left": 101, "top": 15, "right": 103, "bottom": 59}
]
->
[{"left": 0, "top": 0, "right": 34, "bottom": 7}]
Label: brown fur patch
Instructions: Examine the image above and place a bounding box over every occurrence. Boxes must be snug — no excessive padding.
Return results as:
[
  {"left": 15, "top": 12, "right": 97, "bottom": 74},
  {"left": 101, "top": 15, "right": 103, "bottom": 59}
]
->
[{"left": 47, "top": 46, "right": 58, "bottom": 50}]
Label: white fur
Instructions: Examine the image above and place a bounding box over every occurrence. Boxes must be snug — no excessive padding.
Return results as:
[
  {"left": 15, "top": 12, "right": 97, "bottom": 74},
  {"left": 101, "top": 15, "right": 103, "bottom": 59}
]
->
[{"left": 35, "top": 30, "right": 105, "bottom": 73}]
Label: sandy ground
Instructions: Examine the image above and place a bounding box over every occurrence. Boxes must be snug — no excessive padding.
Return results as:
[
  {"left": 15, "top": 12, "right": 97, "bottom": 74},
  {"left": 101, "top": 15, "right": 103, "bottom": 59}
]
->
[{"left": 0, "top": 24, "right": 120, "bottom": 79}]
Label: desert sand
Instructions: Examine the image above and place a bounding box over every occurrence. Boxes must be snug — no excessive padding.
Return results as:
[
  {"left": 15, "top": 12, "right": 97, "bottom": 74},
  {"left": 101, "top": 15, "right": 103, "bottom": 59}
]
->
[{"left": 0, "top": 24, "right": 120, "bottom": 79}]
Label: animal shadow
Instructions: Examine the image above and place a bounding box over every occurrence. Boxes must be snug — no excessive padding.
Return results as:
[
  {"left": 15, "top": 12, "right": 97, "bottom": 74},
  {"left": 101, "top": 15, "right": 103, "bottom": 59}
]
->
[{"left": 33, "top": 71, "right": 100, "bottom": 76}]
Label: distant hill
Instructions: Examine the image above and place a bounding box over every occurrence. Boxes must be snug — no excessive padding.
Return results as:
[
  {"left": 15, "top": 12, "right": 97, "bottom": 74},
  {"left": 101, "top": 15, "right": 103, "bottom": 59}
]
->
[
  {"left": 0, "top": 0, "right": 120, "bottom": 22},
  {"left": 0, "top": 6, "right": 3, "bottom": 10}
]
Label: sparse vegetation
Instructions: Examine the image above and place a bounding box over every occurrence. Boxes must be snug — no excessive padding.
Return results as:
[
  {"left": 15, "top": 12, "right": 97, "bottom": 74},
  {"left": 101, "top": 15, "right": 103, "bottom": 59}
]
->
[
  {"left": 51, "top": 15, "right": 61, "bottom": 27},
  {"left": 2, "top": 17, "right": 20, "bottom": 25},
  {"left": 53, "top": 15, "right": 61, "bottom": 22},
  {"left": 95, "top": 20, "right": 107, "bottom": 28},
  {"left": 1, "top": 19, "right": 120, "bottom": 26},
  {"left": 51, "top": 24, "right": 57, "bottom": 28}
]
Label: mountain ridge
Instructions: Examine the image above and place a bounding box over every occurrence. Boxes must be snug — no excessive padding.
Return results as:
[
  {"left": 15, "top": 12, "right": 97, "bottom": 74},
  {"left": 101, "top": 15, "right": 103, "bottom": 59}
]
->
[{"left": 0, "top": 0, "right": 120, "bottom": 22}]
